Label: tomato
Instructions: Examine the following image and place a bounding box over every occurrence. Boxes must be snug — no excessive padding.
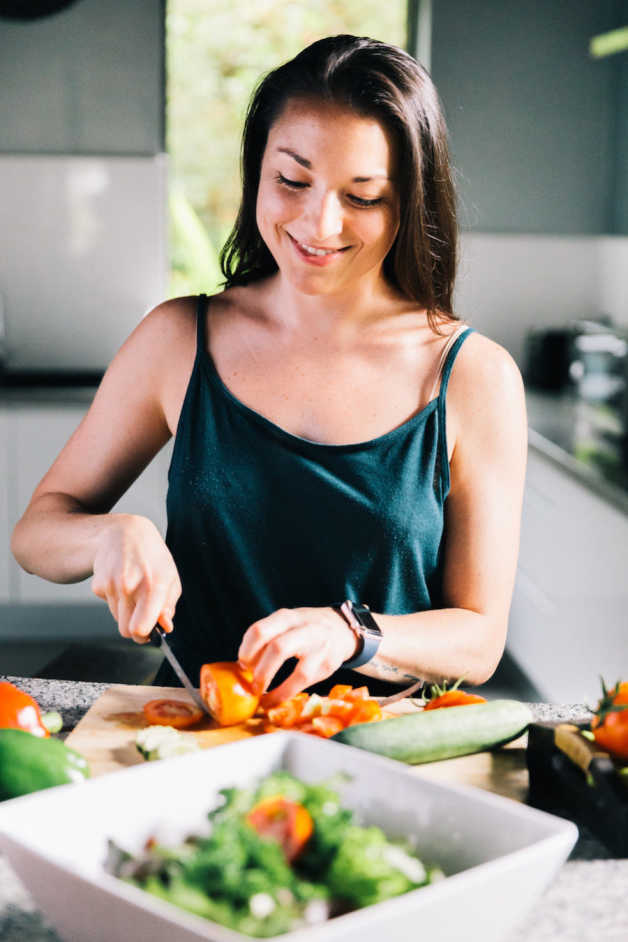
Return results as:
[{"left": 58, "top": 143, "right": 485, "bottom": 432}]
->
[
  {"left": 311, "top": 715, "right": 345, "bottom": 738},
  {"left": 343, "top": 686, "right": 370, "bottom": 702},
  {"left": 0, "top": 681, "right": 49, "bottom": 738},
  {"left": 247, "top": 796, "right": 313, "bottom": 861},
  {"left": 348, "top": 699, "right": 383, "bottom": 724},
  {"left": 328, "top": 684, "right": 353, "bottom": 699},
  {"left": 591, "top": 680, "right": 628, "bottom": 763},
  {"left": 142, "top": 699, "right": 204, "bottom": 729},
  {"left": 424, "top": 691, "right": 487, "bottom": 710},
  {"left": 200, "top": 662, "right": 260, "bottom": 726},
  {"left": 266, "top": 696, "right": 307, "bottom": 728}
]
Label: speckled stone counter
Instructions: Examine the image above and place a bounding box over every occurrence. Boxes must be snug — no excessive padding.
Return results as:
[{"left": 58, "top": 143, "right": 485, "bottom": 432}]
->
[{"left": 1, "top": 678, "right": 627, "bottom": 942}]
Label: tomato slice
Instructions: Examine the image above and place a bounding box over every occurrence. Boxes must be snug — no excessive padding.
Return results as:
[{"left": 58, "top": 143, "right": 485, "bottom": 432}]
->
[
  {"left": 328, "top": 684, "right": 353, "bottom": 700},
  {"left": 247, "top": 796, "right": 313, "bottom": 861},
  {"left": 343, "top": 686, "right": 370, "bottom": 702},
  {"left": 424, "top": 691, "right": 486, "bottom": 710},
  {"left": 311, "top": 715, "right": 345, "bottom": 738},
  {"left": 348, "top": 699, "right": 383, "bottom": 725},
  {"left": 143, "top": 699, "right": 204, "bottom": 729}
]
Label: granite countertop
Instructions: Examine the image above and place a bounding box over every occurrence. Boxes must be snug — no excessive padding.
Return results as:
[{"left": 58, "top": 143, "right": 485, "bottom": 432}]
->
[{"left": 0, "top": 677, "right": 627, "bottom": 941}]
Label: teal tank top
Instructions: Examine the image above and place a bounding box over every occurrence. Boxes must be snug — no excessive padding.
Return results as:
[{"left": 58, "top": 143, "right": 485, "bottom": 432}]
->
[{"left": 155, "top": 294, "right": 473, "bottom": 695}]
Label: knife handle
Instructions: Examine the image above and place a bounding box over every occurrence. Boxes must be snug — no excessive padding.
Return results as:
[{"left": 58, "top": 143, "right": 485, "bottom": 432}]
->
[{"left": 150, "top": 626, "right": 165, "bottom": 647}]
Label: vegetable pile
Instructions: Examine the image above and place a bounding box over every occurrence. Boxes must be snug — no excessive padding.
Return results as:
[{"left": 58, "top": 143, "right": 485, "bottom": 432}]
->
[
  {"left": 261, "top": 685, "right": 385, "bottom": 738},
  {"left": 106, "top": 771, "right": 442, "bottom": 937}
]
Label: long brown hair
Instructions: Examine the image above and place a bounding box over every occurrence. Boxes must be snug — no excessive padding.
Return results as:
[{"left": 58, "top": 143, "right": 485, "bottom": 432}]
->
[{"left": 220, "top": 35, "right": 458, "bottom": 327}]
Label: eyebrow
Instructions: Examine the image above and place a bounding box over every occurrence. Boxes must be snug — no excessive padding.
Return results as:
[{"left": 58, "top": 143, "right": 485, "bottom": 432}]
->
[{"left": 276, "top": 147, "right": 389, "bottom": 181}]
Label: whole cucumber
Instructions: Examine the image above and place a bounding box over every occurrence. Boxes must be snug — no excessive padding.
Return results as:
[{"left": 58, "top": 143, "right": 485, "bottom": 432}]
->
[
  {"left": 332, "top": 700, "right": 533, "bottom": 763},
  {"left": 0, "top": 728, "right": 90, "bottom": 800}
]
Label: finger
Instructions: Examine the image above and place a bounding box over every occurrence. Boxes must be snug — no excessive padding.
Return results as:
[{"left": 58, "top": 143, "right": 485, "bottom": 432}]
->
[
  {"left": 261, "top": 660, "right": 321, "bottom": 708},
  {"left": 121, "top": 563, "right": 144, "bottom": 595},
  {"left": 127, "top": 582, "right": 170, "bottom": 644},
  {"left": 250, "top": 624, "right": 319, "bottom": 696},
  {"left": 116, "top": 593, "right": 137, "bottom": 640},
  {"left": 238, "top": 608, "right": 302, "bottom": 668}
]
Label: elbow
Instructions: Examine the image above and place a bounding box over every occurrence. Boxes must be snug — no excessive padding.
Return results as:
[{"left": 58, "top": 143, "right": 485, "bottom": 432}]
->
[{"left": 10, "top": 518, "right": 32, "bottom": 572}]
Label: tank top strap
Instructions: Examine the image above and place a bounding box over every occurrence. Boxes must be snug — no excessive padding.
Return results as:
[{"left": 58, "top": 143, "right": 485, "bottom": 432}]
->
[
  {"left": 196, "top": 293, "right": 209, "bottom": 356},
  {"left": 436, "top": 325, "right": 474, "bottom": 491}
]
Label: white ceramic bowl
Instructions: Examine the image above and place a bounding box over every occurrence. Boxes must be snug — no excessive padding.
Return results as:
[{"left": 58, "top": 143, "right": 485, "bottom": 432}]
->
[{"left": 0, "top": 732, "right": 576, "bottom": 942}]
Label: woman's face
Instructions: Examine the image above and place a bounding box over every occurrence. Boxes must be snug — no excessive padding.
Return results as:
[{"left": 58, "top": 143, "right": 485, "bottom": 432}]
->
[{"left": 256, "top": 98, "right": 400, "bottom": 297}]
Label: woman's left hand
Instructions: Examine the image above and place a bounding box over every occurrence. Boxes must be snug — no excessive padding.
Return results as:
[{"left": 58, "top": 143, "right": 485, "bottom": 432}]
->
[{"left": 237, "top": 606, "right": 358, "bottom": 707}]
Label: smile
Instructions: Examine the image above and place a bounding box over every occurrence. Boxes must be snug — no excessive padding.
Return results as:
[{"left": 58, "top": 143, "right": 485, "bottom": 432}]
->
[{"left": 286, "top": 231, "right": 350, "bottom": 264}]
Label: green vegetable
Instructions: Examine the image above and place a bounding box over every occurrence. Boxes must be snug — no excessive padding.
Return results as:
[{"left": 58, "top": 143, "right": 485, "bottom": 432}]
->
[
  {"left": 0, "top": 728, "right": 90, "bottom": 800},
  {"left": 107, "top": 771, "right": 439, "bottom": 936},
  {"left": 332, "top": 699, "right": 533, "bottom": 763},
  {"left": 136, "top": 725, "right": 200, "bottom": 761}
]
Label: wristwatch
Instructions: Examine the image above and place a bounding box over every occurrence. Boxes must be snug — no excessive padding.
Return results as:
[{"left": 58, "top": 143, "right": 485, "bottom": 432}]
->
[{"left": 333, "top": 600, "right": 383, "bottom": 669}]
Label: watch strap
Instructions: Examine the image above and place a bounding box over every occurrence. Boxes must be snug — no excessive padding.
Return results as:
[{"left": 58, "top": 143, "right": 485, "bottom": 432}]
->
[{"left": 333, "top": 601, "right": 382, "bottom": 670}]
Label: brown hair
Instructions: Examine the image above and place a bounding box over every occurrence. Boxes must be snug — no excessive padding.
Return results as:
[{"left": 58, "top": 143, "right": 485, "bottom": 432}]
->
[{"left": 220, "top": 35, "right": 458, "bottom": 327}]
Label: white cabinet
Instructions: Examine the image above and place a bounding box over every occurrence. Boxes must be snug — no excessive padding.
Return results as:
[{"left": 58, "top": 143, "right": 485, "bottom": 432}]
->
[
  {"left": 508, "top": 442, "right": 628, "bottom": 704},
  {"left": 5, "top": 400, "right": 172, "bottom": 605}
]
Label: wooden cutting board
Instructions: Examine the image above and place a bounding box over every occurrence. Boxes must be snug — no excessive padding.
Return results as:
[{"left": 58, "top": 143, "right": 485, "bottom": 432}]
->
[{"left": 65, "top": 684, "right": 529, "bottom": 802}]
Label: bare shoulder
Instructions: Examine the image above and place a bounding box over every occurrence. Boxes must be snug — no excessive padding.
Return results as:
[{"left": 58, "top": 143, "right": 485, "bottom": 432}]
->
[
  {"left": 448, "top": 329, "right": 525, "bottom": 412},
  {"left": 446, "top": 329, "right": 527, "bottom": 461}
]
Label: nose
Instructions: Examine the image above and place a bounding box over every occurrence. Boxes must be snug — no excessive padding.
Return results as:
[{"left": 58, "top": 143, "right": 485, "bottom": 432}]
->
[{"left": 309, "top": 191, "right": 343, "bottom": 241}]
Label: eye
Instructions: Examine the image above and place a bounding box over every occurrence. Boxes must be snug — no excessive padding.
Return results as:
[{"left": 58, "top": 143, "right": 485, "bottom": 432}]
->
[
  {"left": 348, "top": 194, "right": 384, "bottom": 208},
  {"left": 275, "top": 172, "right": 308, "bottom": 189}
]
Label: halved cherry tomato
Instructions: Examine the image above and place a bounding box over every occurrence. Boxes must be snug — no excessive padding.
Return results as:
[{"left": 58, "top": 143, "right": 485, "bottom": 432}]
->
[
  {"left": 592, "top": 680, "right": 628, "bottom": 762},
  {"left": 200, "top": 661, "right": 260, "bottom": 726},
  {"left": 311, "top": 715, "right": 345, "bottom": 738},
  {"left": 0, "top": 681, "right": 49, "bottom": 738},
  {"left": 424, "top": 691, "right": 487, "bottom": 710},
  {"left": 143, "top": 699, "right": 204, "bottom": 729},
  {"left": 247, "top": 796, "right": 313, "bottom": 861}
]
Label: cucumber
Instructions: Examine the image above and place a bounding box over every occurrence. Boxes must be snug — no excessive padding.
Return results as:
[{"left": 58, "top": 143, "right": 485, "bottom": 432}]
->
[
  {"left": 332, "top": 700, "right": 532, "bottom": 764},
  {"left": 136, "top": 726, "right": 200, "bottom": 761}
]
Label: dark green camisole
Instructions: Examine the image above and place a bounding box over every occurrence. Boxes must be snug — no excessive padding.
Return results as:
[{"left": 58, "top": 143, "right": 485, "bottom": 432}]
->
[{"left": 155, "top": 294, "right": 473, "bottom": 695}]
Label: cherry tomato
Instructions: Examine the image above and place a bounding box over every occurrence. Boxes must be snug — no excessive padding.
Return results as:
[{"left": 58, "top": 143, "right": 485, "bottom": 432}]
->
[
  {"left": 592, "top": 680, "right": 628, "bottom": 762},
  {"left": 142, "top": 699, "right": 204, "bottom": 728},
  {"left": 0, "top": 681, "right": 49, "bottom": 738},
  {"left": 247, "top": 796, "right": 313, "bottom": 861}
]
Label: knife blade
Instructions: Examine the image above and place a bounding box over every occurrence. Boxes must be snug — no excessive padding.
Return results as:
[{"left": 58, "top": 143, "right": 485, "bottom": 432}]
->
[
  {"left": 150, "top": 626, "right": 211, "bottom": 716},
  {"left": 379, "top": 679, "right": 426, "bottom": 706}
]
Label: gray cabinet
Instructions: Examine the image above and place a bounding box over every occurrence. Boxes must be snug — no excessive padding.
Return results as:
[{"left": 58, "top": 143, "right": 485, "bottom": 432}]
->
[{"left": 508, "top": 443, "right": 628, "bottom": 703}]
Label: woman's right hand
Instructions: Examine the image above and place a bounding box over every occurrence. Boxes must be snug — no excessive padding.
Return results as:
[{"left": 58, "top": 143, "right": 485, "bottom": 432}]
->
[{"left": 90, "top": 514, "right": 182, "bottom": 644}]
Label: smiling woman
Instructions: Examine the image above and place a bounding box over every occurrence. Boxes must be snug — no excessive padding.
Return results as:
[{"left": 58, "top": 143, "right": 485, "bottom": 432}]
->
[{"left": 11, "top": 35, "right": 527, "bottom": 706}]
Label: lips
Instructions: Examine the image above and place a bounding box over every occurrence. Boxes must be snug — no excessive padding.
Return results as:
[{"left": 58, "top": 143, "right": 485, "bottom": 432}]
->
[{"left": 286, "top": 231, "right": 350, "bottom": 266}]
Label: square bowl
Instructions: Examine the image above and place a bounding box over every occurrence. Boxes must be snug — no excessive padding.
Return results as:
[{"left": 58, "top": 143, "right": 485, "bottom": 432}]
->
[{"left": 0, "top": 731, "right": 576, "bottom": 942}]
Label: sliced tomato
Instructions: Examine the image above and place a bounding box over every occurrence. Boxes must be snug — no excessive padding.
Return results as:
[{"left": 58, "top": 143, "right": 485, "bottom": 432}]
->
[
  {"left": 142, "top": 699, "right": 204, "bottom": 729},
  {"left": 348, "top": 699, "right": 383, "bottom": 725},
  {"left": 266, "top": 696, "right": 306, "bottom": 728},
  {"left": 328, "top": 684, "right": 353, "bottom": 700},
  {"left": 311, "top": 715, "right": 345, "bottom": 738},
  {"left": 247, "top": 796, "right": 313, "bottom": 861},
  {"left": 199, "top": 662, "right": 260, "bottom": 726},
  {"left": 343, "top": 686, "right": 370, "bottom": 702},
  {"left": 322, "top": 698, "right": 355, "bottom": 722},
  {"left": 424, "top": 691, "right": 487, "bottom": 710}
]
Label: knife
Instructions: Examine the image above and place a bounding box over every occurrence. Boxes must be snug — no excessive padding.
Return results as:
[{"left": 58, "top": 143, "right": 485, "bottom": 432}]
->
[
  {"left": 150, "top": 626, "right": 211, "bottom": 716},
  {"left": 379, "top": 679, "right": 426, "bottom": 707}
]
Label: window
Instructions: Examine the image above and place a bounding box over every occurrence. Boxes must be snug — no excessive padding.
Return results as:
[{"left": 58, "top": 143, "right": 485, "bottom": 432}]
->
[{"left": 166, "top": 0, "right": 408, "bottom": 296}]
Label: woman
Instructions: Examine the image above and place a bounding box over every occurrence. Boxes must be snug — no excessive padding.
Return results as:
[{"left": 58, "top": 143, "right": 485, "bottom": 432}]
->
[{"left": 11, "top": 36, "right": 527, "bottom": 706}]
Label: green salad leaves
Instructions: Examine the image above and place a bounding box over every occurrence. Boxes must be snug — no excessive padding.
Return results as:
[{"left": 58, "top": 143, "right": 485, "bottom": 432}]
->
[{"left": 106, "top": 771, "right": 443, "bottom": 937}]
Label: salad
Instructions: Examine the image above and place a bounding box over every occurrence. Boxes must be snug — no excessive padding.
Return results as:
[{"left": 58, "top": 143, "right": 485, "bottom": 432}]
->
[{"left": 106, "top": 771, "right": 443, "bottom": 937}]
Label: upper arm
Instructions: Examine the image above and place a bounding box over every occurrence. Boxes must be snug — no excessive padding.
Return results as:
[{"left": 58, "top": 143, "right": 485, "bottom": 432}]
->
[
  {"left": 441, "top": 333, "right": 528, "bottom": 630},
  {"left": 26, "top": 296, "right": 198, "bottom": 514}
]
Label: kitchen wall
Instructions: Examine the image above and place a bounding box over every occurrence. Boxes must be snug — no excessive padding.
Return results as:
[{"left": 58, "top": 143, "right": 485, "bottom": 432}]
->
[{"left": 0, "top": 0, "right": 167, "bottom": 374}]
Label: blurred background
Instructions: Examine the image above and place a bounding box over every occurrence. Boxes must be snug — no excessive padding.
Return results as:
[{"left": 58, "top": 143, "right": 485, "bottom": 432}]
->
[{"left": 0, "top": 0, "right": 626, "bottom": 701}]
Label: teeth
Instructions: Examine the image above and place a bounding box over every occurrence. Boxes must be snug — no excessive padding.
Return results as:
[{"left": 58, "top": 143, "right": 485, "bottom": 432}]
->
[{"left": 299, "top": 242, "right": 338, "bottom": 256}]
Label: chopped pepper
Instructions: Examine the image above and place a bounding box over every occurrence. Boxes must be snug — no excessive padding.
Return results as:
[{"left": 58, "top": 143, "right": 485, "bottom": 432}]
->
[{"left": 0, "top": 680, "right": 49, "bottom": 738}]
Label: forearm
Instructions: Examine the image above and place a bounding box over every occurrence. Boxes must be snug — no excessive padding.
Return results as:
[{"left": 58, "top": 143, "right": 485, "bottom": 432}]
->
[
  {"left": 355, "top": 607, "right": 505, "bottom": 688},
  {"left": 11, "top": 492, "right": 126, "bottom": 584}
]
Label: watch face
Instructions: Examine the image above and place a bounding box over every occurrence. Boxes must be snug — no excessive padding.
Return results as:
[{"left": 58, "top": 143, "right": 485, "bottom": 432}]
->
[{"left": 350, "top": 603, "right": 382, "bottom": 637}]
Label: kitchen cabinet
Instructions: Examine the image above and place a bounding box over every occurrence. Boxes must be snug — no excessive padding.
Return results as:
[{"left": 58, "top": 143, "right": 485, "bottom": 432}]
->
[
  {"left": 3, "top": 400, "right": 172, "bottom": 606},
  {"left": 508, "top": 442, "right": 628, "bottom": 704}
]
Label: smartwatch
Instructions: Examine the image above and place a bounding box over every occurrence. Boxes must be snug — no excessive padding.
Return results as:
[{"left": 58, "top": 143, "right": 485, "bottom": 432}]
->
[{"left": 333, "top": 600, "right": 383, "bottom": 669}]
